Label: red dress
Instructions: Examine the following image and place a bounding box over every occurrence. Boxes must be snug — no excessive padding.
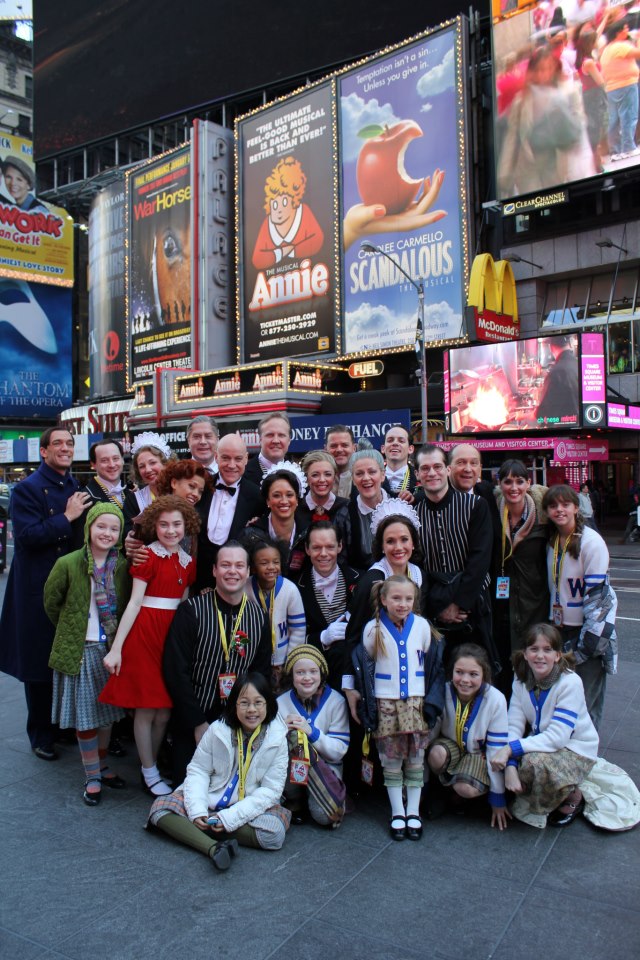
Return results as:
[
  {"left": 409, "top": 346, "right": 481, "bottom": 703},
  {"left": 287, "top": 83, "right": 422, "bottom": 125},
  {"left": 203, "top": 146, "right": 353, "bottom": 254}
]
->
[{"left": 99, "top": 545, "right": 195, "bottom": 709}]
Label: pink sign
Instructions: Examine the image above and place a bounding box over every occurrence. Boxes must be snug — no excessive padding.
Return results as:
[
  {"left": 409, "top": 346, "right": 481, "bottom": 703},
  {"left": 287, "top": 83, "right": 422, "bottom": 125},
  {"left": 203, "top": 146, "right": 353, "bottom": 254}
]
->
[
  {"left": 439, "top": 437, "right": 555, "bottom": 452},
  {"left": 552, "top": 438, "right": 609, "bottom": 462},
  {"left": 443, "top": 352, "right": 450, "bottom": 417},
  {"left": 580, "top": 332, "right": 606, "bottom": 403},
  {"left": 608, "top": 403, "right": 640, "bottom": 430}
]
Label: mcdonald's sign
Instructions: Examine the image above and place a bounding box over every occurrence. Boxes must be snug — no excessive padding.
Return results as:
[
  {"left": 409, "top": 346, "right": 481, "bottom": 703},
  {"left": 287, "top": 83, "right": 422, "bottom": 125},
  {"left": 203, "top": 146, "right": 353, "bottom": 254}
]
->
[{"left": 466, "top": 253, "right": 520, "bottom": 343}]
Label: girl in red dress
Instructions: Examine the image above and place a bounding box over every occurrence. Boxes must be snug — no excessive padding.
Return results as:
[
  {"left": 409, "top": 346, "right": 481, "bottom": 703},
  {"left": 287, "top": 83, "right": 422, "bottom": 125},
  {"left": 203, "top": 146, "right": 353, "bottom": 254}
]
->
[{"left": 101, "top": 496, "right": 200, "bottom": 795}]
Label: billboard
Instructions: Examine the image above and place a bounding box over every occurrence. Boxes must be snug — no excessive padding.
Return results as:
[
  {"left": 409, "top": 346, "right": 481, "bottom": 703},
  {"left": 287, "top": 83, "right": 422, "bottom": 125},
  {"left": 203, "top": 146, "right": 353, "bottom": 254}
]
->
[
  {"left": 191, "top": 120, "right": 234, "bottom": 371},
  {"left": 0, "top": 279, "right": 72, "bottom": 418},
  {"left": 88, "top": 181, "right": 126, "bottom": 397},
  {"left": 339, "top": 21, "right": 469, "bottom": 354},
  {"left": 445, "top": 332, "right": 589, "bottom": 433},
  {"left": 0, "top": 133, "right": 74, "bottom": 287},
  {"left": 493, "top": 1, "right": 640, "bottom": 201},
  {"left": 127, "top": 146, "right": 192, "bottom": 385},
  {"left": 237, "top": 83, "right": 338, "bottom": 362}
]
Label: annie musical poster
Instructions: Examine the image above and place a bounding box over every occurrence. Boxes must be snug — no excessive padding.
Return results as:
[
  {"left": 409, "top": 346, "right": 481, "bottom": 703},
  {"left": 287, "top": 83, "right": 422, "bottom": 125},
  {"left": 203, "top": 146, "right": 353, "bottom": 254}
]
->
[{"left": 237, "top": 83, "right": 338, "bottom": 362}]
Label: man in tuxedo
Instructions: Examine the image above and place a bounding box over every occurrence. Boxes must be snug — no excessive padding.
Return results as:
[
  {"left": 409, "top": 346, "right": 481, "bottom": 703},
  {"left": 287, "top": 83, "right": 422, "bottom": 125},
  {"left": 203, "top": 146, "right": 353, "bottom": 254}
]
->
[
  {"left": 243, "top": 413, "right": 291, "bottom": 485},
  {"left": 186, "top": 415, "right": 219, "bottom": 475},
  {"left": 194, "top": 433, "right": 263, "bottom": 591}
]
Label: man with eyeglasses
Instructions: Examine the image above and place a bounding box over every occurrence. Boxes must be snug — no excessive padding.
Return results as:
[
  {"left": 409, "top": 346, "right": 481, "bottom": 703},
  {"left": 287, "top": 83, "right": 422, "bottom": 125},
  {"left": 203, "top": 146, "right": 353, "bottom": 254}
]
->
[
  {"left": 414, "top": 444, "right": 498, "bottom": 672},
  {"left": 163, "top": 541, "right": 271, "bottom": 784}
]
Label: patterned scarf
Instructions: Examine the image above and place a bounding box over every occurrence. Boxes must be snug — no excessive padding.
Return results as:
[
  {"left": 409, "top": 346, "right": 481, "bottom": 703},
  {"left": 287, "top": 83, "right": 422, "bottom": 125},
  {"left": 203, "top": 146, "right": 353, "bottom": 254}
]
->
[
  {"left": 90, "top": 547, "right": 120, "bottom": 643},
  {"left": 525, "top": 662, "right": 563, "bottom": 692},
  {"left": 498, "top": 492, "right": 536, "bottom": 551}
]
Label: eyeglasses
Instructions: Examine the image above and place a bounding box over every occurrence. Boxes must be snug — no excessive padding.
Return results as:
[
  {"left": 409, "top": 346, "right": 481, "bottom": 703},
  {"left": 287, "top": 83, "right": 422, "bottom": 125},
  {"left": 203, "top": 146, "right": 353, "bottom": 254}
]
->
[{"left": 238, "top": 699, "right": 266, "bottom": 709}]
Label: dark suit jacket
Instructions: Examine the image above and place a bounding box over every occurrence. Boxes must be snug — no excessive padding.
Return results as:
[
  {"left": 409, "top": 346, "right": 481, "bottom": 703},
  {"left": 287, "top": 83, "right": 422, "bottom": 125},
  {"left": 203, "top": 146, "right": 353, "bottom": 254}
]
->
[
  {"left": 71, "top": 476, "right": 124, "bottom": 549},
  {"left": 243, "top": 456, "right": 266, "bottom": 487},
  {"left": 194, "top": 476, "right": 264, "bottom": 591}
]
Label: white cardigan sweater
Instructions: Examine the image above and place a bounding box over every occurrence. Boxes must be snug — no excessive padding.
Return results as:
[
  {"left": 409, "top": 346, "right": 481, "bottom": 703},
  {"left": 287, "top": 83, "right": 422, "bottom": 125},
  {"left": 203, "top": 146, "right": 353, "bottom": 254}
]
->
[
  {"left": 277, "top": 685, "right": 350, "bottom": 774},
  {"left": 435, "top": 682, "right": 508, "bottom": 808},
  {"left": 363, "top": 611, "right": 431, "bottom": 700},
  {"left": 508, "top": 671, "right": 599, "bottom": 761},
  {"left": 182, "top": 716, "right": 289, "bottom": 832},
  {"left": 245, "top": 575, "right": 306, "bottom": 666}
]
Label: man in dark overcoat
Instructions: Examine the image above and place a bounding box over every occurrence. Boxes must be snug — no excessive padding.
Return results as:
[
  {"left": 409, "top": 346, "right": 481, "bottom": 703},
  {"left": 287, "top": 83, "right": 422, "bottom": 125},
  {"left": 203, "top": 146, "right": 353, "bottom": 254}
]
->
[{"left": 0, "top": 427, "right": 92, "bottom": 759}]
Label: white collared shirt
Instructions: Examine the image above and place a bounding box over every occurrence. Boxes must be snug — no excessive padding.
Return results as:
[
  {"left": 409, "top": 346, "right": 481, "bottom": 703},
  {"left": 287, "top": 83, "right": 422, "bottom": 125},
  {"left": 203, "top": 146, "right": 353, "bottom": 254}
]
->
[
  {"left": 305, "top": 491, "right": 336, "bottom": 512},
  {"left": 385, "top": 466, "right": 409, "bottom": 492},
  {"left": 207, "top": 484, "right": 239, "bottom": 544}
]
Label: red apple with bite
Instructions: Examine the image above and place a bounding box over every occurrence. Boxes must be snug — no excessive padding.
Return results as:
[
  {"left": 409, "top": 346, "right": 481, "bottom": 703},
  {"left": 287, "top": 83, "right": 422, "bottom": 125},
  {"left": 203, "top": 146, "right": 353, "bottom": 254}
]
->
[{"left": 356, "top": 120, "right": 424, "bottom": 215}]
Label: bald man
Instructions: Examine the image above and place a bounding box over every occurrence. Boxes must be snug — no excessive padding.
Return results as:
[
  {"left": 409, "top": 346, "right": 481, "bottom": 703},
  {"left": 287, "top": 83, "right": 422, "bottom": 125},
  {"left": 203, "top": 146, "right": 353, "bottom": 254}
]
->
[
  {"left": 449, "top": 443, "right": 501, "bottom": 538},
  {"left": 194, "top": 433, "right": 263, "bottom": 591}
]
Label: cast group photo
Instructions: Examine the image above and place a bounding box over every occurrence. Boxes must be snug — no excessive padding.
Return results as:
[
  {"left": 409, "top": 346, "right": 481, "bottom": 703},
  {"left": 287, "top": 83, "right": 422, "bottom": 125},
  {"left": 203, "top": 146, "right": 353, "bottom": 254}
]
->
[{"left": 1, "top": 412, "right": 636, "bottom": 872}]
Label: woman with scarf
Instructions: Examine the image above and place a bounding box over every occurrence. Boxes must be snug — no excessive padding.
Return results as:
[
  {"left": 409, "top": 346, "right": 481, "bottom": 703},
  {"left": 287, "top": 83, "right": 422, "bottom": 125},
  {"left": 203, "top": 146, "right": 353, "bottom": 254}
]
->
[
  {"left": 44, "top": 503, "right": 131, "bottom": 805},
  {"left": 492, "top": 460, "right": 549, "bottom": 694}
]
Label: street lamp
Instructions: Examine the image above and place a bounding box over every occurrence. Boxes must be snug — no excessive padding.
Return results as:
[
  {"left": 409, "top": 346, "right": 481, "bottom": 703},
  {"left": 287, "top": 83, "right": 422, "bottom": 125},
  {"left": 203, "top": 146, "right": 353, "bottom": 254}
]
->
[
  {"left": 595, "top": 238, "right": 628, "bottom": 255},
  {"left": 505, "top": 253, "right": 543, "bottom": 269},
  {"left": 359, "top": 240, "right": 428, "bottom": 442}
]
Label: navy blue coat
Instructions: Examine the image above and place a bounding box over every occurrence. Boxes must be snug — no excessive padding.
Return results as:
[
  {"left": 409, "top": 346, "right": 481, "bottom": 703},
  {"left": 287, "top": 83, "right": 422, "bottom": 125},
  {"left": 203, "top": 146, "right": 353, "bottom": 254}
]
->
[{"left": 0, "top": 463, "right": 79, "bottom": 681}]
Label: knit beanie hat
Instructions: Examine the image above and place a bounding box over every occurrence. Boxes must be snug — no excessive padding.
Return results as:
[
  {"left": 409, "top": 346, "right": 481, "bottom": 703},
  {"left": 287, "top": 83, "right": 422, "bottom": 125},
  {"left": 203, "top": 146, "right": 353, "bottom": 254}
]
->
[
  {"left": 284, "top": 644, "right": 329, "bottom": 681},
  {"left": 84, "top": 502, "right": 124, "bottom": 561}
]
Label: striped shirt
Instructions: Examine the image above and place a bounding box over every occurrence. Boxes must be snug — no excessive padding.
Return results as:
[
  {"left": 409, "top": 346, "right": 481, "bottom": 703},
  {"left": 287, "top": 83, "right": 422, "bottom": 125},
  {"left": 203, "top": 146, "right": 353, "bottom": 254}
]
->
[
  {"left": 416, "top": 486, "right": 491, "bottom": 595},
  {"left": 313, "top": 569, "right": 348, "bottom": 624}
]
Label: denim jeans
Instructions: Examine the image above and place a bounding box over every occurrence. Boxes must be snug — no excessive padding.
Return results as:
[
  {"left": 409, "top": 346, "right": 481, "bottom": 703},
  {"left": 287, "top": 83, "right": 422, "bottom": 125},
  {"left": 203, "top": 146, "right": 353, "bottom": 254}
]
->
[{"left": 607, "top": 83, "right": 639, "bottom": 155}]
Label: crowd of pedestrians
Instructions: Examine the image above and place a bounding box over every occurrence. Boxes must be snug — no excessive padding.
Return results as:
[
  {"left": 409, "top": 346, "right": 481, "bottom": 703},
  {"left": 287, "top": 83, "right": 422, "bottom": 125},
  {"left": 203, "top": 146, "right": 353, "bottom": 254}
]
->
[
  {"left": 496, "top": 1, "right": 640, "bottom": 196},
  {"left": 0, "top": 413, "right": 624, "bottom": 869}
]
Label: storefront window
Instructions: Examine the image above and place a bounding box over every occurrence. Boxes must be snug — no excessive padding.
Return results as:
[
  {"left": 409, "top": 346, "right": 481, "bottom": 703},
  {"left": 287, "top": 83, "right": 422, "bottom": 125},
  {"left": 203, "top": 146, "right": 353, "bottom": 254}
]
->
[
  {"left": 633, "top": 319, "right": 640, "bottom": 373},
  {"left": 608, "top": 321, "right": 632, "bottom": 373}
]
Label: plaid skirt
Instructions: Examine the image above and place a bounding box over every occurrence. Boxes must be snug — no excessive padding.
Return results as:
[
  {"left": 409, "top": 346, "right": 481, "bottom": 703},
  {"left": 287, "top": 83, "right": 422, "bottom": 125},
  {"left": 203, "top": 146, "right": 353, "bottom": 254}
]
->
[
  {"left": 430, "top": 736, "right": 490, "bottom": 792},
  {"left": 147, "top": 785, "right": 291, "bottom": 835},
  {"left": 52, "top": 642, "right": 125, "bottom": 731}
]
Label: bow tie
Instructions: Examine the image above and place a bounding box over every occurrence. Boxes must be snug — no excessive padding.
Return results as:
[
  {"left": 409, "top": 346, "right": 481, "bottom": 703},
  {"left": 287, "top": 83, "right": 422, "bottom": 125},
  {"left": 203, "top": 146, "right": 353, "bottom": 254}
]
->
[{"left": 215, "top": 482, "right": 236, "bottom": 495}]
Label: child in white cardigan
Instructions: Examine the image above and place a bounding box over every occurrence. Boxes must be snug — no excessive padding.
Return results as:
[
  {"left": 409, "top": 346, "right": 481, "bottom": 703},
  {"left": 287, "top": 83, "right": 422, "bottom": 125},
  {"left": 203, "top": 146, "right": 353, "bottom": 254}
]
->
[
  {"left": 363, "top": 575, "right": 432, "bottom": 842},
  {"left": 427, "top": 643, "right": 510, "bottom": 830},
  {"left": 245, "top": 539, "right": 306, "bottom": 691},
  {"left": 491, "top": 623, "right": 598, "bottom": 829}
]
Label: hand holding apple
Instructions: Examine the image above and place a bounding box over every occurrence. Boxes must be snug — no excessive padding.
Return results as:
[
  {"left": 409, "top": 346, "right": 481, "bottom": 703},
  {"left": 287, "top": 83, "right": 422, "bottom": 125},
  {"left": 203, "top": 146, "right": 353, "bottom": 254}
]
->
[
  {"left": 343, "top": 168, "right": 447, "bottom": 250},
  {"left": 356, "top": 120, "right": 424, "bottom": 214}
]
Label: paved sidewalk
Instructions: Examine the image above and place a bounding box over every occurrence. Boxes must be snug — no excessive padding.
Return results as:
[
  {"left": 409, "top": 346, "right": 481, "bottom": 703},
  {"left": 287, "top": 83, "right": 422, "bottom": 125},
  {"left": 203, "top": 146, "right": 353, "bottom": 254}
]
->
[{"left": 1, "top": 657, "right": 639, "bottom": 960}]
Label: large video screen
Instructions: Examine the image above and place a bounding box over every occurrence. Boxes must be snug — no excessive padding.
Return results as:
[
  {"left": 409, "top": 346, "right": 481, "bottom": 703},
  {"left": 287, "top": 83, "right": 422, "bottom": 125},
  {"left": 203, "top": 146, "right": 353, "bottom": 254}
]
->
[
  {"left": 445, "top": 333, "right": 583, "bottom": 433},
  {"left": 492, "top": 1, "right": 640, "bottom": 201}
]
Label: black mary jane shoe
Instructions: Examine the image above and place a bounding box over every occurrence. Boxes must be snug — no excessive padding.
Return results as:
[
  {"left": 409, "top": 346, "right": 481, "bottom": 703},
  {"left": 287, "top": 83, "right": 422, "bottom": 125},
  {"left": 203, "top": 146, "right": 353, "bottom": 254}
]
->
[
  {"left": 83, "top": 780, "right": 102, "bottom": 806},
  {"left": 406, "top": 815, "right": 423, "bottom": 841},
  {"left": 107, "top": 737, "right": 127, "bottom": 758},
  {"left": 389, "top": 815, "right": 407, "bottom": 841},
  {"left": 210, "top": 841, "right": 233, "bottom": 871},
  {"left": 100, "top": 772, "right": 127, "bottom": 789},
  {"left": 548, "top": 793, "right": 585, "bottom": 828}
]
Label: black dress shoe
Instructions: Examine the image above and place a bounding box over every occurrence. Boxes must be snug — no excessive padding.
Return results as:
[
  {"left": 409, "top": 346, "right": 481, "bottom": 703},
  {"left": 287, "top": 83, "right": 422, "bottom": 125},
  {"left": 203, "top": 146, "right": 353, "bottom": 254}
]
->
[
  {"left": 33, "top": 745, "right": 58, "bottom": 761},
  {"left": 406, "top": 815, "right": 423, "bottom": 841},
  {"left": 107, "top": 737, "right": 127, "bottom": 758},
  {"left": 210, "top": 842, "right": 232, "bottom": 871},
  {"left": 389, "top": 816, "right": 407, "bottom": 841},
  {"left": 83, "top": 781, "right": 102, "bottom": 806},
  {"left": 548, "top": 794, "right": 585, "bottom": 828},
  {"left": 100, "top": 772, "right": 127, "bottom": 789}
]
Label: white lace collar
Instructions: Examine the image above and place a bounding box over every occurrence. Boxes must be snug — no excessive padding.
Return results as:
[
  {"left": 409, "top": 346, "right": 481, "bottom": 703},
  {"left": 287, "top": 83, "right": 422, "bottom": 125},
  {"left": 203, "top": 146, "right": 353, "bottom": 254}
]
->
[{"left": 149, "top": 541, "right": 191, "bottom": 568}]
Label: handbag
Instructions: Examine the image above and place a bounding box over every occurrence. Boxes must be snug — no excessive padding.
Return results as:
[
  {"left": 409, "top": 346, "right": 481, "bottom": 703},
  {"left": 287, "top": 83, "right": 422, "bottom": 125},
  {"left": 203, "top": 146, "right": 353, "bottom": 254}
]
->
[{"left": 580, "top": 757, "right": 640, "bottom": 832}]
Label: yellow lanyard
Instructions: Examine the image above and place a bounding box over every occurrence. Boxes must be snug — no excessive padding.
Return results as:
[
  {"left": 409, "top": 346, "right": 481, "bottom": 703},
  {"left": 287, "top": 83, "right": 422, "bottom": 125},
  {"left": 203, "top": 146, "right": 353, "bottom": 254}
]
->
[
  {"left": 236, "top": 725, "right": 262, "bottom": 800},
  {"left": 296, "top": 729, "right": 310, "bottom": 760},
  {"left": 501, "top": 506, "right": 513, "bottom": 575},
  {"left": 215, "top": 593, "right": 247, "bottom": 663},
  {"left": 362, "top": 731, "right": 371, "bottom": 758},
  {"left": 399, "top": 467, "right": 410, "bottom": 492},
  {"left": 455, "top": 697, "right": 472, "bottom": 750},
  {"left": 95, "top": 479, "right": 124, "bottom": 509},
  {"left": 552, "top": 534, "right": 573, "bottom": 602},
  {"left": 258, "top": 586, "right": 276, "bottom": 653}
]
